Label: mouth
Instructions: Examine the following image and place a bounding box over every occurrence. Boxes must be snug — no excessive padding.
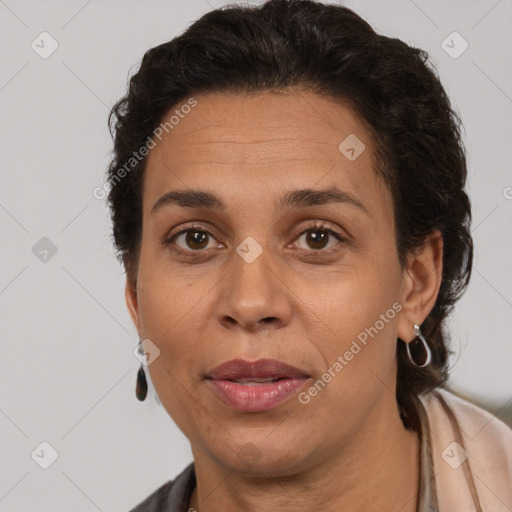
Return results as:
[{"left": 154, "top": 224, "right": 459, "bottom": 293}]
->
[
  {"left": 205, "top": 358, "right": 310, "bottom": 412},
  {"left": 224, "top": 377, "right": 287, "bottom": 385},
  {"left": 206, "top": 357, "right": 309, "bottom": 381}
]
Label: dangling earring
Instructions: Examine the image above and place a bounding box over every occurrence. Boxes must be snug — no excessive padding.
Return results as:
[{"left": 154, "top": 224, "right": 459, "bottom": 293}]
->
[
  {"left": 136, "top": 365, "right": 148, "bottom": 401},
  {"left": 135, "top": 340, "right": 148, "bottom": 401},
  {"left": 406, "top": 323, "right": 432, "bottom": 368}
]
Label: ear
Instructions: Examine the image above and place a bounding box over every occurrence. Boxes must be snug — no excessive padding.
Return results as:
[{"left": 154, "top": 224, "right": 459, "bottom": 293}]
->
[
  {"left": 396, "top": 229, "right": 443, "bottom": 343},
  {"left": 125, "top": 276, "right": 142, "bottom": 336}
]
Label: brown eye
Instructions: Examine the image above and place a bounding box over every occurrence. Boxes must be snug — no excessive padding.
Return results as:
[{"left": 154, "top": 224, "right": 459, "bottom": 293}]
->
[
  {"left": 186, "top": 230, "right": 208, "bottom": 250},
  {"left": 304, "top": 229, "right": 330, "bottom": 250},
  {"left": 175, "top": 229, "right": 213, "bottom": 251},
  {"left": 295, "top": 224, "right": 346, "bottom": 252}
]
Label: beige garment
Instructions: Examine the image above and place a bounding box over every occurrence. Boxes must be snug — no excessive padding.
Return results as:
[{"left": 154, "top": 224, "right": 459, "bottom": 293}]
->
[{"left": 420, "top": 388, "right": 512, "bottom": 511}]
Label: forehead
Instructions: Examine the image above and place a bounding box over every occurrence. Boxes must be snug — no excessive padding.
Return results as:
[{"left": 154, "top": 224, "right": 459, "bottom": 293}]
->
[{"left": 143, "top": 90, "right": 391, "bottom": 220}]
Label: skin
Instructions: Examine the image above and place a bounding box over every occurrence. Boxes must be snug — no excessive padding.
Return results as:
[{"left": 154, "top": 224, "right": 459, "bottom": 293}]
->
[{"left": 125, "top": 89, "right": 443, "bottom": 511}]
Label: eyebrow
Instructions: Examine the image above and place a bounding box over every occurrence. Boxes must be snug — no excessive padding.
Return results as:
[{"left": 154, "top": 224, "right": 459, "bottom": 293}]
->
[{"left": 151, "top": 185, "right": 370, "bottom": 217}]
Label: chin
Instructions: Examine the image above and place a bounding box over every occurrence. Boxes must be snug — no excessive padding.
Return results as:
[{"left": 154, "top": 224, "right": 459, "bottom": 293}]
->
[{"left": 210, "top": 436, "right": 316, "bottom": 478}]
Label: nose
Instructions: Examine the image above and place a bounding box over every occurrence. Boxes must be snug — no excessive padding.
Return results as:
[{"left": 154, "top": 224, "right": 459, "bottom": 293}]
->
[{"left": 215, "top": 243, "right": 293, "bottom": 333}]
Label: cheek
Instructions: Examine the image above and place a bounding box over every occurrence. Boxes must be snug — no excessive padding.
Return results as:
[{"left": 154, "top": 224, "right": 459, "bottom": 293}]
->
[
  {"left": 296, "top": 278, "right": 401, "bottom": 433},
  {"left": 304, "top": 259, "right": 401, "bottom": 382},
  {"left": 135, "top": 270, "right": 192, "bottom": 360},
  {"left": 137, "top": 278, "right": 207, "bottom": 428},
  {"left": 138, "top": 282, "right": 207, "bottom": 367},
  {"left": 310, "top": 260, "right": 399, "bottom": 333},
  {"left": 136, "top": 237, "right": 214, "bottom": 345}
]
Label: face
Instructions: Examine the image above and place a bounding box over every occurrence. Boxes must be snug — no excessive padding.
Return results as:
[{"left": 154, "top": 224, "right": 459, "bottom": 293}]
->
[{"left": 126, "top": 90, "right": 416, "bottom": 476}]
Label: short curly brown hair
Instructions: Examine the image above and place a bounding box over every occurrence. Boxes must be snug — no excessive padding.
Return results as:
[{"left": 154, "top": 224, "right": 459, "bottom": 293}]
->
[{"left": 106, "top": 0, "right": 473, "bottom": 431}]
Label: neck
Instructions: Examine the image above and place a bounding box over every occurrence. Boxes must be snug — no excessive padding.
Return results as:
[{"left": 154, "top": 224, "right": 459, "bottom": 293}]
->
[{"left": 189, "top": 394, "right": 421, "bottom": 512}]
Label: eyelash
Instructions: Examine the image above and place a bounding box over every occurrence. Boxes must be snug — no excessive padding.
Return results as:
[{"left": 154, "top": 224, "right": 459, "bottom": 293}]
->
[{"left": 163, "top": 221, "right": 348, "bottom": 259}]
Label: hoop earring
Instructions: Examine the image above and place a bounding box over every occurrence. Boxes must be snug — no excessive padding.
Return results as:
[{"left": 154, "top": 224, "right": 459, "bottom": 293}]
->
[
  {"left": 406, "top": 324, "right": 432, "bottom": 368},
  {"left": 135, "top": 340, "right": 148, "bottom": 401}
]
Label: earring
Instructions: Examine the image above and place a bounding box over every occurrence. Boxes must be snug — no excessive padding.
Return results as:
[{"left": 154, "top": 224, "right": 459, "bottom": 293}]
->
[
  {"left": 405, "top": 324, "right": 432, "bottom": 368},
  {"left": 136, "top": 365, "right": 148, "bottom": 401},
  {"left": 136, "top": 340, "right": 148, "bottom": 401}
]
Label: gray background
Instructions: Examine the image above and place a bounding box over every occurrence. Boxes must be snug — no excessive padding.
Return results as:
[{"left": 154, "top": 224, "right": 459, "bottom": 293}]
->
[{"left": 1, "top": 0, "right": 511, "bottom": 510}]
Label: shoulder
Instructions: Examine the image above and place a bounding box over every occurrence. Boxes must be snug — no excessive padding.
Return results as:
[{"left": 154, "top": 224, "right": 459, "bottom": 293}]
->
[
  {"left": 128, "top": 463, "right": 195, "bottom": 512},
  {"left": 423, "top": 387, "right": 512, "bottom": 448},
  {"left": 128, "top": 480, "right": 175, "bottom": 512},
  {"left": 420, "top": 387, "right": 512, "bottom": 511}
]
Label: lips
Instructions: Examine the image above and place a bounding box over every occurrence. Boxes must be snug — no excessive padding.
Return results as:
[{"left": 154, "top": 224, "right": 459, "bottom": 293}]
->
[
  {"left": 206, "top": 358, "right": 310, "bottom": 412},
  {"left": 206, "top": 358, "right": 309, "bottom": 381}
]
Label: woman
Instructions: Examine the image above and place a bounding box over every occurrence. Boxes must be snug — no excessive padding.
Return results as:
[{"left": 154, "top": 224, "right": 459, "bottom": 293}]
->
[{"left": 105, "top": 1, "right": 512, "bottom": 510}]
